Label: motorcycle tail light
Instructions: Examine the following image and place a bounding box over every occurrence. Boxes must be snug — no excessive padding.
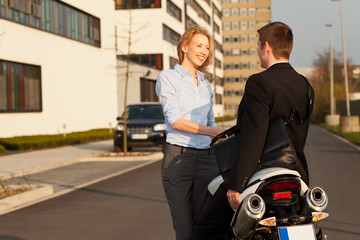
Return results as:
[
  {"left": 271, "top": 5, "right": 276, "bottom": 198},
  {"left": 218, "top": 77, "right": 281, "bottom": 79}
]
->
[
  {"left": 312, "top": 212, "right": 329, "bottom": 222},
  {"left": 259, "top": 217, "right": 277, "bottom": 226},
  {"left": 273, "top": 192, "right": 292, "bottom": 199},
  {"left": 264, "top": 180, "right": 300, "bottom": 191}
]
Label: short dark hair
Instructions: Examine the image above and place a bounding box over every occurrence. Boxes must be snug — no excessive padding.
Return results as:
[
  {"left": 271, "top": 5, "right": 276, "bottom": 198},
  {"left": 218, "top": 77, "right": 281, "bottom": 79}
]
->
[{"left": 257, "top": 22, "right": 293, "bottom": 59}]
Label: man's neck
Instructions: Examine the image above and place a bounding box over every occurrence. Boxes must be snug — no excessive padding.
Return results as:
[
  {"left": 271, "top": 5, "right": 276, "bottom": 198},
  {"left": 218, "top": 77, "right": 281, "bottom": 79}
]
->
[{"left": 266, "top": 57, "right": 289, "bottom": 69}]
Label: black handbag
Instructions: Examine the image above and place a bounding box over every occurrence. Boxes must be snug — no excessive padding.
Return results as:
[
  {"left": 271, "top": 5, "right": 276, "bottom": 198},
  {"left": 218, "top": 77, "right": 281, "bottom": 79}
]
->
[{"left": 211, "top": 117, "right": 296, "bottom": 182}]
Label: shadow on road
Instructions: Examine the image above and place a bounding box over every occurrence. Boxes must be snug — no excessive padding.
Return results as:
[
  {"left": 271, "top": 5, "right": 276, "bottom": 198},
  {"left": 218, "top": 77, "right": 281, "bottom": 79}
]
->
[{"left": 0, "top": 236, "right": 26, "bottom": 240}]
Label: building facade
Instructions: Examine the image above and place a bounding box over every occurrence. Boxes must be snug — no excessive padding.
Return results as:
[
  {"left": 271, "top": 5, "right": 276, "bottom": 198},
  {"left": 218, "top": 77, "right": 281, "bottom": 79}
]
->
[
  {"left": 221, "top": 0, "right": 271, "bottom": 116},
  {"left": 0, "top": 0, "right": 224, "bottom": 138},
  {"left": 0, "top": 0, "right": 118, "bottom": 137},
  {"left": 114, "top": 0, "right": 224, "bottom": 118}
]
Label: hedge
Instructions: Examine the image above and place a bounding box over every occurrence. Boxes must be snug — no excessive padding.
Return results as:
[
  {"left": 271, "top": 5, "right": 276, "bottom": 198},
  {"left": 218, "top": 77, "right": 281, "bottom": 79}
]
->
[
  {"left": 0, "top": 145, "right": 5, "bottom": 154},
  {"left": 0, "top": 129, "right": 113, "bottom": 151}
]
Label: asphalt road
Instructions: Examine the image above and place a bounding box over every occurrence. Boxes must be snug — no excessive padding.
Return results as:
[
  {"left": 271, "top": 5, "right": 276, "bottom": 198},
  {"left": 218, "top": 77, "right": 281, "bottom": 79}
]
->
[{"left": 0, "top": 124, "right": 359, "bottom": 240}]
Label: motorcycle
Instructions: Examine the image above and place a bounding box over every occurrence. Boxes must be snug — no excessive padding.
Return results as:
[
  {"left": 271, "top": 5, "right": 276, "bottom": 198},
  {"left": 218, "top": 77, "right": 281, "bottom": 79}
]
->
[{"left": 207, "top": 167, "right": 329, "bottom": 240}]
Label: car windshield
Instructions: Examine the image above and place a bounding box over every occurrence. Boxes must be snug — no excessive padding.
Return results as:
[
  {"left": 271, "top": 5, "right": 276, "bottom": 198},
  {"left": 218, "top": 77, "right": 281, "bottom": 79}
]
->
[{"left": 121, "top": 105, "right": 164, "bottom": 120}]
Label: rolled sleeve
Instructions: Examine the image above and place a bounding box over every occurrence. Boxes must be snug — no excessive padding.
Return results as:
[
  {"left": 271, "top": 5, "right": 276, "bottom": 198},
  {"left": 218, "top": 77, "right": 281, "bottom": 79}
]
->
[{"left": 156, "top": 71, "right": 181, "bottom": 126}]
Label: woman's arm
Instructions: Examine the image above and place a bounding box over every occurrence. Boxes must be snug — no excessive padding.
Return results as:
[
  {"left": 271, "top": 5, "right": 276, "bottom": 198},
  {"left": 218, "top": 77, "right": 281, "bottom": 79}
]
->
[{"left": 172, "top": 118, "right": 223, "bottom": 138}]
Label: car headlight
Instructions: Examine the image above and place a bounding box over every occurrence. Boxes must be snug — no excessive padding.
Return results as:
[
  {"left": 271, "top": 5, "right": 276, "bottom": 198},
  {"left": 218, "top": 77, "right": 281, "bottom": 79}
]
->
[
  {"left": 154, "top": 123, "right": 166, "bottom": 131},
  {"left": 115, "top": 124, "right": 124, "bottom": 131}
]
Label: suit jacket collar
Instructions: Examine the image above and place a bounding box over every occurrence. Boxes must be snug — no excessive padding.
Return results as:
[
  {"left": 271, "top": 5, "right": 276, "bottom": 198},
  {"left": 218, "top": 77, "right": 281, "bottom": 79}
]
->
[{"left": 268, "top": 62, "right": 292, "bottom": 70}]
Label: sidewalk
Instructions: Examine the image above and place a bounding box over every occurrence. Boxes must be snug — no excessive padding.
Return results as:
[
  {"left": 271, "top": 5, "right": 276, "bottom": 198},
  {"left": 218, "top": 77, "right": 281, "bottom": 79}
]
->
[
  {"left": 0, "top": 119, "right": 236, "bottom": 214},
  {"left": 0, "top": 140, "right": 163, "bottom": 214}
]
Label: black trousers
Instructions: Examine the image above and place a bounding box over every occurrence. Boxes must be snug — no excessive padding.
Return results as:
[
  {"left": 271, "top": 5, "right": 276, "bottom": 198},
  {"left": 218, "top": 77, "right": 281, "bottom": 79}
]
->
[{"left": 194, "top": 183, "right": 235, "bottom": 240}]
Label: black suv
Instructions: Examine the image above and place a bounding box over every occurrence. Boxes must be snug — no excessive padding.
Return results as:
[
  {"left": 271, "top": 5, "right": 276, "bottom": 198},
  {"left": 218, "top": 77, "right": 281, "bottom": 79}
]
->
[{"left": 114, "top": 103, "right": 166, "bottom": 152}]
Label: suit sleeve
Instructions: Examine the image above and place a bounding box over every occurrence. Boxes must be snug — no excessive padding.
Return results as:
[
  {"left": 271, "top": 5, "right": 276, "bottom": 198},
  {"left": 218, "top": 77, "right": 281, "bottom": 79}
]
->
[{"left": 229, "top": 75, "right": 273, "bottom": 193}]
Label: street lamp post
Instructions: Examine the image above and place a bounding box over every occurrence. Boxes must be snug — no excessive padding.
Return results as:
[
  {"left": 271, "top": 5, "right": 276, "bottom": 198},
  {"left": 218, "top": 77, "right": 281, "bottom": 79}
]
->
[
  {"left": 325, "top": 24, "right": 335, "bottom": 115},
  {"left": 332, "top": 0, "right": 352, "bottom": 131}
]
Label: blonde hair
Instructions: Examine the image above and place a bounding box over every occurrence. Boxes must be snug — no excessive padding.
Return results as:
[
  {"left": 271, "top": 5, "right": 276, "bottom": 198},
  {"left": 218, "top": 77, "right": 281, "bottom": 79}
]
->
[{"left": 177, "top": 25, "right": 212, "bottom": 73}]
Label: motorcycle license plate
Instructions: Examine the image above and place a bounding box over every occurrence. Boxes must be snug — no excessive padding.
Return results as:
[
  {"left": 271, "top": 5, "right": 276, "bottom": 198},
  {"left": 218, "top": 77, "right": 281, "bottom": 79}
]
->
[{"left": 278, "top": 224, "right": 316, "bottom": 240}]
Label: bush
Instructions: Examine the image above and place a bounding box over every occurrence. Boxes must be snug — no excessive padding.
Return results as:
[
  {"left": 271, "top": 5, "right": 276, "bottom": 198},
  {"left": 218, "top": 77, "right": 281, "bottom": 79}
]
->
[
  {"left": 0, "top": 145, "right": 5, "bottom": 154},
  {"left": 0, "top": 129, "right": 113, "bottom": 151}
]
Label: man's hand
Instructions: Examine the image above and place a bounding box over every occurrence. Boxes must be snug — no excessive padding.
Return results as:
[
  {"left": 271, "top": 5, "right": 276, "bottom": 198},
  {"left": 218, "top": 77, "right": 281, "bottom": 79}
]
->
[{"left": 226, "top": 189, "right": 241, "bottom": 210}]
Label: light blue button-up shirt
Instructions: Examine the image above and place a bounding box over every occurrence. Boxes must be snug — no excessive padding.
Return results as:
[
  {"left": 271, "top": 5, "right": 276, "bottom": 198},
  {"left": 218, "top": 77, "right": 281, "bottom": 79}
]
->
[{"left": 155, "top": 64, "right": 217, "bottom": 149}]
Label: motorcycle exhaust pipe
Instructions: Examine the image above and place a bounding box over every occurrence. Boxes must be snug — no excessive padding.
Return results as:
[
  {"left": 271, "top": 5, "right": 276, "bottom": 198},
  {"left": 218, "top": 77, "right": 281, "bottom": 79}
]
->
[
  {"left": 231, "top": 193, "right": 265, "bottom": 240},
  {"left": 301, "top": 186, "right": 328, "bottom": 216}
]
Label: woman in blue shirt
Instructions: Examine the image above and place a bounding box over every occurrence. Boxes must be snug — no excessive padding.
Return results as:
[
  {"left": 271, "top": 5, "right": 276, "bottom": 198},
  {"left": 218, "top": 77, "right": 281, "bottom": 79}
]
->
[{"left": 156, "top": 25, "right": 224, "bottom": 240}]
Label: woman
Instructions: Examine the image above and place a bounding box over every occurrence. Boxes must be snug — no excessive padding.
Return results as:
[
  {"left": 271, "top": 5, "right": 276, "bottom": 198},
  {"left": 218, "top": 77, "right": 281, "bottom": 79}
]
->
[{"left": 155, "top": 25, "right": 223, "bottom": 240}]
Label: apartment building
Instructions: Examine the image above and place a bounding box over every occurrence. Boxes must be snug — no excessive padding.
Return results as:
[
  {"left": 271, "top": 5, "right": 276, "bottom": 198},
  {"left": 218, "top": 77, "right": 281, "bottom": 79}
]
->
[
  {"left": 0, "top": 0, "right": 117, "bottom": 137},
  {"left": 114, "top": 0, "right": 224, "bottom": 117},
  {"left": 221, "top": 0, "right": 271, "bottom": 116}
]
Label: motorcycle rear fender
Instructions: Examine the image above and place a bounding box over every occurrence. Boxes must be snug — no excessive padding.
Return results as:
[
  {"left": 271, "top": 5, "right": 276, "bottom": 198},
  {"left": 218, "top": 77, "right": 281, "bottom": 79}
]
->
[{"left": 207, "top": 168, "right": 308, "bottom": 201}]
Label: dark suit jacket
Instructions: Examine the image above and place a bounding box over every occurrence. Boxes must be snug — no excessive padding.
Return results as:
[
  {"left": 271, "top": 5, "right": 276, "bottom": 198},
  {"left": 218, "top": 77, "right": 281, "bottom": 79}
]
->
[{"left": 229, "top": 62, "right": 314, "bottom": 193}]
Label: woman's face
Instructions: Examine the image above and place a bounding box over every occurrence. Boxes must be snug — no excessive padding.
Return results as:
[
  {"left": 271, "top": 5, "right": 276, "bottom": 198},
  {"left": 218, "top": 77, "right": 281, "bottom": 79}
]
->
[{"left": 182, "top": 33, "right": 210, "bottom": 69}]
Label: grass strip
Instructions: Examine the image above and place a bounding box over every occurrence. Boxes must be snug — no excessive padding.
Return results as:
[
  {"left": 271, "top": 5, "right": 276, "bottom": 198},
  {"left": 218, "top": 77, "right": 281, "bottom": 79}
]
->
[{"left": 0, "top": 129, "right": 113, "bottom": 151}]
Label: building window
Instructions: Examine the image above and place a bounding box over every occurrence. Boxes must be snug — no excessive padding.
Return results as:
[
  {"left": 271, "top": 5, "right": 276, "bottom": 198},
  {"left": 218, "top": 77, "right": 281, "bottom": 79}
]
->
[
  {"left": 249, "top": 35, "right": 257, "bottom": 43},
  {"left": 163, "top": 24, "right": 180, "bottom": 46},
  {"left": 213, "top": 5, "right": 221, "bottom": 18},
  {"left": 215, "top": 58, "right": 222, "bottom": 69},
  {"left": 167, "top": 0, "right": 181, "bottom": 22},
  {"left": 186, "top": 15, "right": 197, "bottom": 29},
  {"left": 213, "top": 22, "right": 220, "bottom": 34},
  {"left": 249, "top": 8, "right": 256, "bottom": 16},
  {"left": 233, "top": 49, "right": 240, "bottom": 56},
  {"left": 0, "top": 59, "right": 42, "bottom": 113},
  {"left": 240, "top": 8, "right": 247, "bottom": 16},
  {"left": 241, "top": 35, "right": 248, "bottom": 43},
  {"left": 223, "top": 8, "right": 230, "bottom": 17},
  {"left": 231, "top": 8, "right": 238, "bottom": 17},
  {"left": 241, "top": 22, "right": 248, "bottom": 30},
  {"left": 115, "top": 0, "right": 161, "bottom": 9},
  {"left": 189, "top": 0, "right": 210, "bottom": 24},
  {"left": 141, "top": 78, "right": 158, "bottom": 102},
  {"left": 232, "top": 22, "right": 239, "bottom": 30},
  {"left": 0, "top": 0, "right": 101, "bottom": 47},
  {"left": 223, "top": 22, "right": 230, "bottom": 31},
  {"left": 214, "top": 40, "right": 222, "bottom": 53},
  {"left": 249, "top": 21, "right": 256, "bottom": 29},
  {"left": 118, "top": 54, "right": 163, "bottom": 70}
]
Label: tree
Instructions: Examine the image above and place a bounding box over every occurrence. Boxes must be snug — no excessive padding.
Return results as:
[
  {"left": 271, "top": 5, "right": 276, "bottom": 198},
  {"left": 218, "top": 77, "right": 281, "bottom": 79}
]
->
[
  {"left": 115, "top": 10, "right": 149, "bottom": 156},
  {"left": 309, "top": 48, "right": 358, "bottom": 121}
]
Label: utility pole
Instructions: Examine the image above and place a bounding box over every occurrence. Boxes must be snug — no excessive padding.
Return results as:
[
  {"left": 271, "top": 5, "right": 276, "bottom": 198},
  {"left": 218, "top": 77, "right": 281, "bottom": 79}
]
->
[{"left": 332, "top": 0, "right": 352, "bottom": 131}]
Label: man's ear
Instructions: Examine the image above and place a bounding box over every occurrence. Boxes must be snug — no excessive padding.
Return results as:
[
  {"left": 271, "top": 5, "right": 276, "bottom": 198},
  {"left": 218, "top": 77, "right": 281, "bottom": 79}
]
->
[{"left": 264, "top": 41, "right": 271, "bottom": 54}]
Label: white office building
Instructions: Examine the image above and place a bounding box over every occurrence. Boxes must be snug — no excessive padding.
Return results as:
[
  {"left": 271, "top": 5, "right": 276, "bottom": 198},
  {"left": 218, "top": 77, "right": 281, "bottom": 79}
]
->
[
  {"left": 0, "top": 0, "right": 118, "bottom": 137},
  {"left": 115, "top": 0, "right": 224, "bottom": 117},
  {"left": 0, "top": 0, "right": 224, "bottom": 138}
]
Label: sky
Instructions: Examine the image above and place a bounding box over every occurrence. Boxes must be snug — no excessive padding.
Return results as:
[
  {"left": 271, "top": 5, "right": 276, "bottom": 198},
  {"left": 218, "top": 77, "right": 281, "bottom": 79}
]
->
[{"left": 272, "top": 0, "right": 360, "bottom": 68}]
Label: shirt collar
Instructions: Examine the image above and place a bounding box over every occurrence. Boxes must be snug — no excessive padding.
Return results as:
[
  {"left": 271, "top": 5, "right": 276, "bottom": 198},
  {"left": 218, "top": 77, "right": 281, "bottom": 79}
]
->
[
  {"left": 174, "top": 64, "right": 205, "bottom": 81},
  {"left": 269, "top": 61, "right": 289, "bottom": 68}
]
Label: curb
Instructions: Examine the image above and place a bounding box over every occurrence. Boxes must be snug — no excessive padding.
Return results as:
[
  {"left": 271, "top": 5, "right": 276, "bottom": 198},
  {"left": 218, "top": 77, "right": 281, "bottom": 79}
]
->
[{"left": 0, "top": 184, "right": 54, "bottom": 214}]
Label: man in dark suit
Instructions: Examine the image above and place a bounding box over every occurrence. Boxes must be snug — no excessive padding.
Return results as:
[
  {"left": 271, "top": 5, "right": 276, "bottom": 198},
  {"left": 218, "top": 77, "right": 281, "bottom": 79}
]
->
[
  {"left": 227, "top": 21, "right": 313, "bottom": 210},
  {"left": 195, "top": 22, "right": 314, "bottom": 239}
]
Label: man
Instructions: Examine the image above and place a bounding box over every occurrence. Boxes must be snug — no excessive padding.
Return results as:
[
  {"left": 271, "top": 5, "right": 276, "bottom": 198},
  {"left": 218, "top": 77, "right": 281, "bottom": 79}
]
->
[{"left": 195, "top": 21, "right": 314, "bottom": 239}]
